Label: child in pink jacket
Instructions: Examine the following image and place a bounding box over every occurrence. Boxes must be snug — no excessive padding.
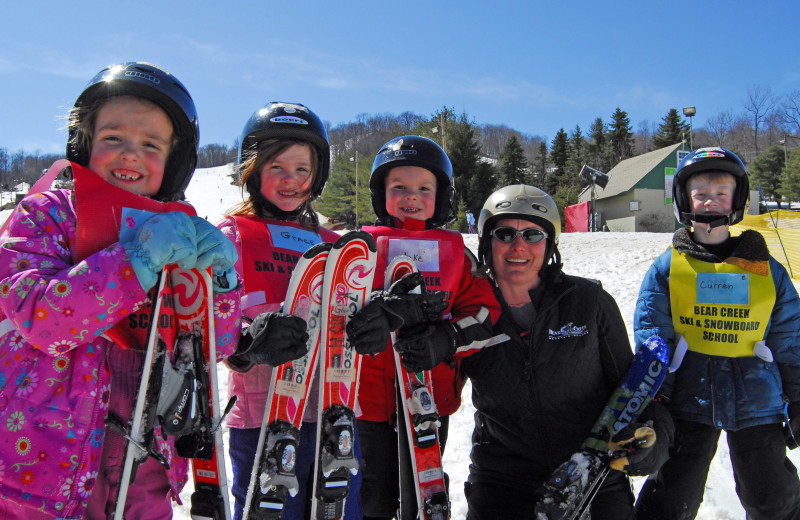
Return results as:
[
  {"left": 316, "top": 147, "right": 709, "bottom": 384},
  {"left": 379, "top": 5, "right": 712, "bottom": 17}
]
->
[{"left": 0, "top": 62, "right": 241, "bottom": 519}]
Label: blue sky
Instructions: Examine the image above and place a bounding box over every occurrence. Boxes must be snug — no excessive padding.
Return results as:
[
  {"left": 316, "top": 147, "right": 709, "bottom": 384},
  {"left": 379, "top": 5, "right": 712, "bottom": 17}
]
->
[{"left": 2, "top": 0, "right": 798, "bottom": 156}]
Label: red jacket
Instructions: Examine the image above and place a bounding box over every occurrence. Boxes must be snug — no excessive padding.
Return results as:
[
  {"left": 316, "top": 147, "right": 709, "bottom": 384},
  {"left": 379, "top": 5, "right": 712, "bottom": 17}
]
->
[{"left": 358, "top": 220, "right": 500, "bottom": 421}]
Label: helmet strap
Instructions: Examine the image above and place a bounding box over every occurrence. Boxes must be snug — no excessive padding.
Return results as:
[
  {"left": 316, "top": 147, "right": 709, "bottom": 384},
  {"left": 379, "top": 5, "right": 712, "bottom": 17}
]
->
[{"left": 684, "top": 212, "right": 731, "bottom": 233}]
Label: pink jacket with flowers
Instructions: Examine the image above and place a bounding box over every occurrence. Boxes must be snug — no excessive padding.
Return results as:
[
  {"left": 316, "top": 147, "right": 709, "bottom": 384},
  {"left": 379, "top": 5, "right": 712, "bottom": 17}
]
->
[{"left": 0, "top": 189, "right": 240, "bottom": 519}]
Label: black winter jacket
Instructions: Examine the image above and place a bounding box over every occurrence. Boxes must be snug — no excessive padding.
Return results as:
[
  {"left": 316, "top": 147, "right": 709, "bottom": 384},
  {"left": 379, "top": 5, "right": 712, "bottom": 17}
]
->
[{"left": 461, "top": 270, "right": 633, "bottom": 488}]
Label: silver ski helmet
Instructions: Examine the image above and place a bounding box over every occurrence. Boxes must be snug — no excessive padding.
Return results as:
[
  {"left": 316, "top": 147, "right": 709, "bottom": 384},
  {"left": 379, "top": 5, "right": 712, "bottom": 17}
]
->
[
  {"left": 673, "top": 147, "right": 750, "bottom": 227},
  {"left": 478, "top": 184, "right": 561, "bottom": 268},
  {"left": 238, "top": 102, "right": 330, "bottom": 198},
  {"left": 369, "top": 135, "right": 456, "bottom": 228},
  {"left": 67, "top": 62, "right": 199, "bottom": 202}
]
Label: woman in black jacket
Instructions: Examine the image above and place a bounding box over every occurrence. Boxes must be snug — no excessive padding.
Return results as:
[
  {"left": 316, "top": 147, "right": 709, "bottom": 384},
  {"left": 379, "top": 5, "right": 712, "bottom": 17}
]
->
[{"left": 461, "top": 185, "right": 673, "bottom": 519}]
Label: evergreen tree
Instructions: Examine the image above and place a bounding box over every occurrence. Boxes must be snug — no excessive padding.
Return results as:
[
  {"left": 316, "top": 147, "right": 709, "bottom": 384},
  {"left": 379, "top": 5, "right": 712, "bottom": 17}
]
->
[
  {"left": 316, "top": 153, "right": 376, "bottom": 227},
  {"left": 552, "top": 184, "right": 583, "bottom": 224},
  {"left": 532, "top": 141, "right": 548, "bottom": 187},
  {"left": 587, "top": 117, "right": 608, "bottom": 171},
  {"left": 608, "top": 107, "right": 635, "bottom": 165},
  {"left": 779, "top": 149, "right": 800, "bottom": 205},
  {"left": 498, "top": 135, "right": 528, "bottom": 186},
  {"left": 448, "top": 112, "right": 482, "bottom": 213},
  {"left": 566, "top": 125, "right": 588, "bottom": 179},
  {"left": 748, "top": 145, "right": 785, "bottom": 208},
  {"left": 469, "top": 160, "right": 499, "bottom": 222},
  {"left": 544, "top": 128, "right": 569, "bottom": 194},
  {"left": 651, "top": 108, "right": 690, "bottom": 148}
]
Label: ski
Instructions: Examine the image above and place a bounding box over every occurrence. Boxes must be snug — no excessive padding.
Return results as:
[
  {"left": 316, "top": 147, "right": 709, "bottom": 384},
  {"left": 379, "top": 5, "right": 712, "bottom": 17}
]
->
[
  {"left": 170, "top": 266, "right": 234, "bottom": 520},
  {"left": 386, "top": 256, "right": 450, "bottom": 520},
  {"left": 64, "top": 168, "right": 232, "bottom": 519},
  {"left": 311, "top": 231, "right": 377, "bottom": 520},
  {"left": 109, "top": 268, "right": 175, "bottom": 520},
  {"left": 243, "top": 242, "right": 331, "bottom": 520},
  {"left": 534, "top": 335, "right": 669, "bottom": 520}
]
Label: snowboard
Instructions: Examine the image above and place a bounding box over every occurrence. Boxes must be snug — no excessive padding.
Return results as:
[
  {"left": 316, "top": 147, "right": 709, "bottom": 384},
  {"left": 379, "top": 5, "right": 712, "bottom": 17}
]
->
[
  {"left": 310, "top": 231, "right": 377, "bottom": 520},
  {"left": 386, "top": 255, "right": 450, "bottom": 520},
  {"left": 534, "top": 335, "right": 669, "bottom": 520}
]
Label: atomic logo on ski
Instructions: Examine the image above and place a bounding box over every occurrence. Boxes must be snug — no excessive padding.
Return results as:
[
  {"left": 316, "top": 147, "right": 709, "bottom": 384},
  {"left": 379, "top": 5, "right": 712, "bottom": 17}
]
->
[{"left": 534, "top": 335, "right": 669, "bottom": 520}]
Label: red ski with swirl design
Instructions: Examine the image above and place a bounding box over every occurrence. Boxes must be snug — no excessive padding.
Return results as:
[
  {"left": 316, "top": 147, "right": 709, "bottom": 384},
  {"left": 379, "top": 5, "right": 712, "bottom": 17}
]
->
[
  {"left": 170, "top": 266, "right": 232, "bottom": 520},
  {"left": 386, "top": 255, "right": 450, "bottom": 520},
  {"left": 244, "top": 242, "right": 331, "bottom": 520},
  {"left": 311, "top": 231, "right": 377, "bottom": 520}
]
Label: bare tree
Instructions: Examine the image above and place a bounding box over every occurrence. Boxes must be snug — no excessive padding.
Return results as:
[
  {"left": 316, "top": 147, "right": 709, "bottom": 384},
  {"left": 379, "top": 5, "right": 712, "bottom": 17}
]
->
[
  {"left": 705, "top": 110, "right": 736, "bottom": 147},
  {"left": 635, "top": 120, "right": 657, "bottom": 154},
  {"left": 197, "top": 144, "right": 236, "bottom": 168},
  {"left": 764, "top": 111, "right": 789, "bottom": 147},
  {"left": 478, "top": 125, "right": 543, "bottom": 162},
  {"left": 744, "top": 85, "right": 779, "bottom": 155},
  {"left": 778, "top": 90, "right": 800, "bottom": 135}
]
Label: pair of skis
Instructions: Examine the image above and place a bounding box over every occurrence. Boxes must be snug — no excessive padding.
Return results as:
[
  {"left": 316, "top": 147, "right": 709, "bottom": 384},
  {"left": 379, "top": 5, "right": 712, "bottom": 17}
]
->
[
  {"left": 109, "top": 265, "right": 233, "bottom": 520},
  {"left": 243, "top": 231, "right": 377, "bottom": 520},
  {"left": 534, "top": 335, "right": 669, "bottom": 520},
  {"left": 386, "top": 256, "right": 450, "bottom": 520}
]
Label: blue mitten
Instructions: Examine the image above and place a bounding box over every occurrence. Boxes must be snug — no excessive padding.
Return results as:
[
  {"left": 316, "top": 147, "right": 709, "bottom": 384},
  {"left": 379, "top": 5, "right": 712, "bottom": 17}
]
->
[
  {"left": 121, "top": 211, "right": 198, "bottom": 290},
  {"left": 213, "top": 266, "right": 238, "bottom": 294},
  {"left": 191, "top": 216, "right": 238, "bottom": 275}
]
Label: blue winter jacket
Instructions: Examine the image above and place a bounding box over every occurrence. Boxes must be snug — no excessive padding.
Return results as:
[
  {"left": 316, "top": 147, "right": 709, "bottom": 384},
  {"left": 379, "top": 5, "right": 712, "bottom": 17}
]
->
[{"left": 634, "top": 228, "right": 800, "bottom": 431}]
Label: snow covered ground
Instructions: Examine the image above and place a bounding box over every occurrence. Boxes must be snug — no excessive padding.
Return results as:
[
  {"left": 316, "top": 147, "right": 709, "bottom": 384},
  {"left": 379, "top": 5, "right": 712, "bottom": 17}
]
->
[
  {"left": 6, "top": 164, "right": 797, "bottom": 519},
  {"left": 176, "top": 165, "right": 800, "bottom": 520}
]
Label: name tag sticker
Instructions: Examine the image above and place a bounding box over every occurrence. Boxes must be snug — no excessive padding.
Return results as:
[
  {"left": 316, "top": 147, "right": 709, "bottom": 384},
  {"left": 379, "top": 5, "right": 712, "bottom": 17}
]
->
[
  {"left": 696, "top": 272, "right": 749, "bottom": 305},
  {"left": 267, "top": 224, "right": 320, "bottom": 253},
  {"left": 387, "top": 239, "right": 440, "bottom": 271}
]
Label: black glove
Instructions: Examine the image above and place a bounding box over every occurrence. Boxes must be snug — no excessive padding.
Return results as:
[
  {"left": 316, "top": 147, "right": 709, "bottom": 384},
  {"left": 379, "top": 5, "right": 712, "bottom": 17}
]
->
[
  {"left": 608, "top": 401, "right": 674, "bottom": 476},
  {"left": 227, "top": 313, "right": 309, "bottom": 371},
  {"left": 393, "top": 322, "right": 463, "bottom": 372},
  {"left": 345, "top": 302, "right": 391, "bottom": 356},
  {"left": 785, "top": 402, "right": 800, "bottom": 450},
  {"left": 368, "top": 272, "right": 449, "bottom": 330}
]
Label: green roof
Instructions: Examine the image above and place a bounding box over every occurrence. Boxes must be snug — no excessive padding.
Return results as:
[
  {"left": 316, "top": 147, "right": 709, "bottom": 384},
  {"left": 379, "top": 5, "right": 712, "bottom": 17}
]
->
[{"left": 580, "top": 142, "right": 683, "bottom": 200}]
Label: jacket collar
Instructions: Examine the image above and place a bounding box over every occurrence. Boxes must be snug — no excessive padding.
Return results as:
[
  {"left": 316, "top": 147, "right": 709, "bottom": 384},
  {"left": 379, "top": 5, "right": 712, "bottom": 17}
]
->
[{"left": 673, "top": 227, "right": 770, "bottom": 275}]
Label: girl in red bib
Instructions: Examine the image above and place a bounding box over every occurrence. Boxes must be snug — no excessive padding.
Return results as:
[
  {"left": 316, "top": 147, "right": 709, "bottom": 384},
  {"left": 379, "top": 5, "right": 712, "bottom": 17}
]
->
[{"left": 219, "top": 102, "right": 362, "bottom": 520}]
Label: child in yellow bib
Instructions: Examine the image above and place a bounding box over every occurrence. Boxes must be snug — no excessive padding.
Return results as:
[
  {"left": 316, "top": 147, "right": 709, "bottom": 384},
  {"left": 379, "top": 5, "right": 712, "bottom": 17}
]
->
[{"left": 633, "top": 148, "right": 800, "bottom": 520}]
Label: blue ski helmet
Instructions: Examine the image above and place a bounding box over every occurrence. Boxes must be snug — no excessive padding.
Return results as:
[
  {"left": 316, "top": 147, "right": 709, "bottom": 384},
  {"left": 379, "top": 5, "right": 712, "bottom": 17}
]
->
[{"left": 673, "top": 147, "right": 750, "bottom": 227}]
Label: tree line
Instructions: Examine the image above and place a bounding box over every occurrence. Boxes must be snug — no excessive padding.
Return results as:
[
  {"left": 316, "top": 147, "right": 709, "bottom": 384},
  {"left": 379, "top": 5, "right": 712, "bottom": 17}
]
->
[
  {"left": 2, "top": 85, "right": 799, "bottom": 225},
  {"left": 317, "top": 84, "right": 800, "bottom": 230},
  {"left": 0, "top": 144, "right": 239, "bottom": 194}
]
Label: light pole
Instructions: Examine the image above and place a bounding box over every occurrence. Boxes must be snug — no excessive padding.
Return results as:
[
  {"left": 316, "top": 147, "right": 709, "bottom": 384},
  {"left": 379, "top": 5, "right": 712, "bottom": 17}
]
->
[
  {"left": 683, "top": 106, "right": 696, "bottom": 150},
  {"left": 782, "top": 135, "right": 800, "bottom": 162},
  {"left": 431, "top": 114, "right": 447, "bottom": 152},
  {"left": 579, "top": 165, "right": 609, "bottom": 232},
  {"left": 350, "top": 151, "right": 359, "bottom": 228}
]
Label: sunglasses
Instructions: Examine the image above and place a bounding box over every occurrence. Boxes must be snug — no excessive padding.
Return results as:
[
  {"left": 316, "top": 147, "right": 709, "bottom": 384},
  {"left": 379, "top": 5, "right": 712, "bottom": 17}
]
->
[{"left": 490, "top": 226, "right": 548, "bottom": 244}]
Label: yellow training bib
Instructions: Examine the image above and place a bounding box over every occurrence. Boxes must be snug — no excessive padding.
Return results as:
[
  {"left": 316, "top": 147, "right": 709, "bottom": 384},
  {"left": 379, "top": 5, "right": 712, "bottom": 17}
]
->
[{"left": 669, "top": 248, "right": 775, "bottom": 357}]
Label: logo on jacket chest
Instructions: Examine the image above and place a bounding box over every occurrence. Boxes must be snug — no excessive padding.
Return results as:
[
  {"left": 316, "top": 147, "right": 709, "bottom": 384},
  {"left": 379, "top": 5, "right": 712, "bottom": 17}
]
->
[{"left": 548, "top": 322, "right": 588, "bottom": 340}]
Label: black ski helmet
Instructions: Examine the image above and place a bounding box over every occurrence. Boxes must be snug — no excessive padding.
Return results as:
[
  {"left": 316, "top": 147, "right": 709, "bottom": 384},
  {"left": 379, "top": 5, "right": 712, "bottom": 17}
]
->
[
  {"left": 238, "top": 102, "right": 330, "bottom": 198},
  {"left": 673, "top": 147, "right": 750, "bottom": 227},
  {"left": 369, "top": 135, "right": 455, "bottom": 228},
  {"left": 477, "top": 184, "right": 561, "bottom": 268},
  {"left": 67, "top": 62, "right": 199, "bottom": 202}
]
